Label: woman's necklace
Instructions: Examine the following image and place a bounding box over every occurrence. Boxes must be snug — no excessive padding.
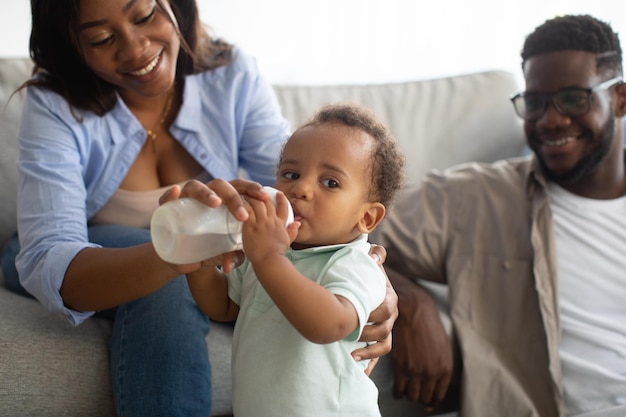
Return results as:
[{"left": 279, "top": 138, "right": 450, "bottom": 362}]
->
[{"left": 146, "top": 86, "right": 175, "bottom": 153}]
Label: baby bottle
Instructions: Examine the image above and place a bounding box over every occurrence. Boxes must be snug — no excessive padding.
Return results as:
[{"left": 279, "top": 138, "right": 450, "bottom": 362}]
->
[{"left": 151, "top": 186, "right": 294, "bottom": 264}]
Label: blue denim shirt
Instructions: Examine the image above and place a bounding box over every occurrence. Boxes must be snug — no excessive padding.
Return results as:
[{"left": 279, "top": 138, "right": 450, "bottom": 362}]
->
[{"left": 15, "top": 48, "right": 290, "bottom": 325}]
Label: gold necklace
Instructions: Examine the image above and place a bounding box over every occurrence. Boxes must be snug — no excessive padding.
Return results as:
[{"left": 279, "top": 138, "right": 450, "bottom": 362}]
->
[{"left": 146, "top": 87, "right": 175, "bottom": 153}]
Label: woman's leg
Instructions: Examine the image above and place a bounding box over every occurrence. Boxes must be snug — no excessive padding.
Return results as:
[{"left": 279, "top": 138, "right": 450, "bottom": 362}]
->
[{"left": 88, "top": 225, "right": 212, "bottom": 417}]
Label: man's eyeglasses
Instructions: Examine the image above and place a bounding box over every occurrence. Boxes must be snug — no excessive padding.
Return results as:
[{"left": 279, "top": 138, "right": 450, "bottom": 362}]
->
[{"left": 510, "top": 76, "right": 623, "bottom": 121}]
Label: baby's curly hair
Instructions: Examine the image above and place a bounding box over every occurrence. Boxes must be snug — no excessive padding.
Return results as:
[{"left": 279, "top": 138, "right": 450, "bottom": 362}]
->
[
  {"left": 289, "top": 103, "right": 405, "bottom": 208},
  {"left": 521, "top": 15, "right": 623, "bottom": 76}
]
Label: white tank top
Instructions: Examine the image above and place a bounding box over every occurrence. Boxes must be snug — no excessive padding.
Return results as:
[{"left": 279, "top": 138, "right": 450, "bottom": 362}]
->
[
  {"left": 549, "top": 183, "right": 626, "bottom": 416},
  {"left": 91, "top": 171, "right": 212, "bottom": 229}
]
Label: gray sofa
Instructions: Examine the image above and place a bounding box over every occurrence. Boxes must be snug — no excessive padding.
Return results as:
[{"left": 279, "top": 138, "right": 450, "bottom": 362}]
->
[{"left": 0, "top": 57, "right": 525, "bottom": 417}]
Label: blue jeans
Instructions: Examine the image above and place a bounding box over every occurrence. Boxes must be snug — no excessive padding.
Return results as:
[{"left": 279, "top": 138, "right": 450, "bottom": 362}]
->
[{"left": 1, "top": 225, "right": 213, "bottom": 417}]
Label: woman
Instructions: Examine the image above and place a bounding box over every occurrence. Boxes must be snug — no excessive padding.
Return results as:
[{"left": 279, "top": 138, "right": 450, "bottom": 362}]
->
[{"left": 0, "top": 0, "right": 396, "bottom": 415}]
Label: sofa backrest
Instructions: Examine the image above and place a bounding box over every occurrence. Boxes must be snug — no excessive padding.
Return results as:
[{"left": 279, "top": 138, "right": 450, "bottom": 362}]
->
[
  {"left": 0, "top": 57, "right": 526, "bottom": 246},
  {"left": 273, "top": 71, "right": 526, "bottom": 186}
]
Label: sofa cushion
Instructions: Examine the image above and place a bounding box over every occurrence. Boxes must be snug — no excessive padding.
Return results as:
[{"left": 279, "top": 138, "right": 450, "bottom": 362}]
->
[
  {"left": 0, "top": 287, "right": 235, "bottom": 417},
  {"left": 0, "top": 59, "right": 30, "bottom": 245},
  {"left": 0, "top": 290, "right": 115, "bottom": 416}
]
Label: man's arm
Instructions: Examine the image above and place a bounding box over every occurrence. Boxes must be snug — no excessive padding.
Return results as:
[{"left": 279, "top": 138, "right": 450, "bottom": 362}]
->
[{"left": 386, "top": 267, "right": 454, "bottom": 409}]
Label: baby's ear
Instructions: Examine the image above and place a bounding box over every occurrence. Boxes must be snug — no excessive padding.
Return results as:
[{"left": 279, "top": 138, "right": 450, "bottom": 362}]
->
[{"left": 357, "top": 202, "right": 385, "bottom": 233}]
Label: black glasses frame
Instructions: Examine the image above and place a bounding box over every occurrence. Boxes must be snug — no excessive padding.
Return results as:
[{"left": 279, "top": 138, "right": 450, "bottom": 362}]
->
[{"left": 510, "top": 76, "right": 623, "bottom": 121}]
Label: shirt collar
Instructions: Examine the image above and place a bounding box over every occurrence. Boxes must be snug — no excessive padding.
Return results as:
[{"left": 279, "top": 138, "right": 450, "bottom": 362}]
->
[
  {"left": 109, "top": 93, "right": 142, "bottom": 144},
  {"left": 108, "top": 75, "right": 203, "bottom": 144},
  {"left": 287, "top": 234, "right": 369, "bottom": 258},
  {"left": 175, "top": 76, "right": 202, "bottom": 133}
]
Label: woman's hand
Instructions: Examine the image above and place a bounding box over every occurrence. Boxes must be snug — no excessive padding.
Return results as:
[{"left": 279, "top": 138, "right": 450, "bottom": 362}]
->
[
  {"left": 157, "top": 178, "right": 264, "bottom": 272},
  {"left": 159, "top": 178, "right": 269, "bottom": 222},
  {"left": 351, "top": 244, "right": 399, "bottom": 376}
]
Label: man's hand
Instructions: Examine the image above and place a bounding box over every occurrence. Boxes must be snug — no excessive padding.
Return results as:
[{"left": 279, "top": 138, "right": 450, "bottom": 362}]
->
[
  {"left": 352, "top": 278, "right": 398, "bottom": 375},
  {"left": 387, "top": 268, "right": 453, "bottom": 410}
]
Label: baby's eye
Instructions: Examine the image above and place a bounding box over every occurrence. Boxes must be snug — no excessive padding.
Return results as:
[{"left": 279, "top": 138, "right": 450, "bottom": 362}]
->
[
  {"left": 321, "top": 179, "right": 339, "bottom": 188},
  {"left": 283, "top": 172, "right": 299, "bottom": 180}
]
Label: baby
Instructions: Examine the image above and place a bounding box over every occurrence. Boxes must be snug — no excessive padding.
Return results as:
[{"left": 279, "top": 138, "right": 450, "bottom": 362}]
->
[{"left": 187, "top": 103, "right": 405, "bottom": 417}]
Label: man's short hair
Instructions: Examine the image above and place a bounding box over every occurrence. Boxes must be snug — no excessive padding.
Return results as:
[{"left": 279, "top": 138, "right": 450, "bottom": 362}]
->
[{"left": 521, "top": 14, "right": 623, "bottom": 76}]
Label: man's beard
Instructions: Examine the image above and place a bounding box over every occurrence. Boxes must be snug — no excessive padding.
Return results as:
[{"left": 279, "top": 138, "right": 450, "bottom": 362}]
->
[{"left": 537, "top": 117, "right": 615, "bottom": 186}]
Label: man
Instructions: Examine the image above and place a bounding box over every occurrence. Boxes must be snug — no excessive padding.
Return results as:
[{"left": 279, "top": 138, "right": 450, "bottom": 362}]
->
[{"left": 371, "top": 14, "right": 626, "bottom": 417}]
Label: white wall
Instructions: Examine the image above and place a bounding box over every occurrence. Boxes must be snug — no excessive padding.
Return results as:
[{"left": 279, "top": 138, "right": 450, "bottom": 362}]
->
[
  {"left": 0, "top": 3, "right": 31, "bottom": 58},
  {"left": 2, "top": 1, "right": 624, "bottom": 88}
]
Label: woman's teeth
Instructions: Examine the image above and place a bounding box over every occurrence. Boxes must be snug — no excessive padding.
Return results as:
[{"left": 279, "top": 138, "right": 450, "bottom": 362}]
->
[{"left": 130, "top": 55, "right": 159, "bottom": 76}]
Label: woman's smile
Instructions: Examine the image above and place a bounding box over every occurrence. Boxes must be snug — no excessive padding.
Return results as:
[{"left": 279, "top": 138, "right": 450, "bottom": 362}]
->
[{"left": 128, "top": 51, "right": 162, "bottom": 77}]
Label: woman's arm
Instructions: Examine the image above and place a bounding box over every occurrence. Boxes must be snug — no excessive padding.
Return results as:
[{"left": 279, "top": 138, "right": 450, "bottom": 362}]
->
[
  {"left": 61, "top": 244, "right": 190, "bottom": 312},
  {"left": 62, "top": 178, "right": 261, "bottom": 312},
  {"left": 15, "top": 88, "right": 193, "bottom": 317}
]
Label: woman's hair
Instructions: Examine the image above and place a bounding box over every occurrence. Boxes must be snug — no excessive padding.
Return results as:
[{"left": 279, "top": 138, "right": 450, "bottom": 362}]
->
[
  {"left": 521, "top": 14, "right": 623, "bottom": 77},
  {"left": 24, "top": 0, "right": 232, "bottom": 115},
  {"left": 288, "top": 103, "right": 406, "bottom": 208}
]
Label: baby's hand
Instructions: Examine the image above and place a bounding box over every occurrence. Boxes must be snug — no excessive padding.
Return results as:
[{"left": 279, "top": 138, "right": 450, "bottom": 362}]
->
[{"left": 241, "top": 190, "right": 299, "bottom": 264}]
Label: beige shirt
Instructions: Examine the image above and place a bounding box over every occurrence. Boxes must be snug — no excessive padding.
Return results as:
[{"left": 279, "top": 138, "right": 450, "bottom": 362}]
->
[
  {"left": 90, "top": 172, "right": 212, "bottom": 228},
  {"left": 371, "top": 155, "right": 566, "bottom": 417}
]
